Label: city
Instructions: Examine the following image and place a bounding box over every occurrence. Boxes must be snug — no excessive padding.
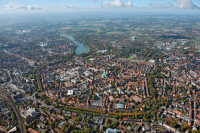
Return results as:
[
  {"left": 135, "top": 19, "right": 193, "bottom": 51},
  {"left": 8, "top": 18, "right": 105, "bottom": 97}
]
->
[{"left": 0, "top": 1, "right": 200, "bottom": 133}]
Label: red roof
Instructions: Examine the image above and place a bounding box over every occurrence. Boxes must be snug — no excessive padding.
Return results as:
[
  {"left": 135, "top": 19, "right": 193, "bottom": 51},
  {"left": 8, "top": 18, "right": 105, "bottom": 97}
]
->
[
  {"left": 197, "top": 114, "right": 200, "bottom": 119},
  {"left": 28, "top": 128, "right": 39, "bottom": 133}
]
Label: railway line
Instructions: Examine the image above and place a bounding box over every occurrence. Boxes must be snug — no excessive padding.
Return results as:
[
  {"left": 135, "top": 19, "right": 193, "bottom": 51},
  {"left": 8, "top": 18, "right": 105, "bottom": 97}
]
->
[{"left": 0, "top": 87, "right": 25, "bottom": 133}]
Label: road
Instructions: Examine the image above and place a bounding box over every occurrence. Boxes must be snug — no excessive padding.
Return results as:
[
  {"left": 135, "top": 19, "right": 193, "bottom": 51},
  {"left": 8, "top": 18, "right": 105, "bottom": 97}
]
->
[{"left": 0, "top": 87, "right": 25, "bottom": 133}]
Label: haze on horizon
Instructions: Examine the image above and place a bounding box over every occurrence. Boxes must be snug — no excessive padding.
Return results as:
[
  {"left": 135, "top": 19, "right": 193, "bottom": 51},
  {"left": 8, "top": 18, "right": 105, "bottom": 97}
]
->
[{"left": 0, "top": 0, "right": 200, "bottom": 13}]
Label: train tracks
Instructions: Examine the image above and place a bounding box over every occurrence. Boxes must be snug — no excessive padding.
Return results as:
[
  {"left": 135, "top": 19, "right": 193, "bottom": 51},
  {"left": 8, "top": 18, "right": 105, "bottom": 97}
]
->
[{"left": 0, "top": 87, "right": 25, "bottom": 133}]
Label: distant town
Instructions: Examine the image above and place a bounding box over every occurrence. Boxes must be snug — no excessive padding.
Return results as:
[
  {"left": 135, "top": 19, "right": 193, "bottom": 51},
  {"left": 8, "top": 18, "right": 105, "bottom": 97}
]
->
[{"left": 0, "top": 13, "right": 200, "bottom": 133}]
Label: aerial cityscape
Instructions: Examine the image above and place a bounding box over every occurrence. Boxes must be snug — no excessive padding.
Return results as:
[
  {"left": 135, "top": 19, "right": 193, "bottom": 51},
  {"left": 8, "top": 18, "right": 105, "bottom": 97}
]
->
[{"left": 0, "top": 0, "right": 200, "bottom": 133}]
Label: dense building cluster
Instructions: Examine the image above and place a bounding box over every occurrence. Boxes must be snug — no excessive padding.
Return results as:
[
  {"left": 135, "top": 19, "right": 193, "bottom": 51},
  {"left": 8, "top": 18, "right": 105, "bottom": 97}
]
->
[{"left": 0, "top": 14, "right": 200, "bottom": 133}]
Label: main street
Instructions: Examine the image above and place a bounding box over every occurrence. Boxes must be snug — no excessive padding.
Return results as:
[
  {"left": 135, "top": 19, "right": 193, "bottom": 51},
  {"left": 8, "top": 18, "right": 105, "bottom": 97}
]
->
[{"left": 0, "top": 87, "right": 25, "bottom": 133}]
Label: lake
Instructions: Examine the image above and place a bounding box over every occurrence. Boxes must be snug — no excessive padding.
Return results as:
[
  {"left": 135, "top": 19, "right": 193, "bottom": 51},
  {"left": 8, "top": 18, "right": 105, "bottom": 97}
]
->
[{"left": 60, "top": 34, "right": 88, "bottom": 55}]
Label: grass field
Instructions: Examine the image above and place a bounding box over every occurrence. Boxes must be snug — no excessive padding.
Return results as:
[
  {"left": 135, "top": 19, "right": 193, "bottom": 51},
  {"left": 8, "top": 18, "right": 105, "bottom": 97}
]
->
[
  {"left": 60, "top": 27, "right": 72, "bottom": 30},
  {"left": 129, "top": 56, "right": 136, "bottom": 59},
  {"left": 77, "top": 24, "right": 90, "bottom": 26},
  {"left": 142, "top": 36, "right": 152, "bottom": 39},
  {"left": 91, "top": 24, "right": 106, "bottom": 26},
  {"left": 96, "top": 28, "right": 103, "bottom": 32},
  {"left": 107, "top": 31, "right": 124, "bottom": 34},
  {"left": 133, "top": 30, "right": 140, "bottom": 34},
  {"left": 72, "top": 25, "right": 105, "bottom": 30},
  {"left": 124, "top": 31, "right": 131, "bottom": 34}
]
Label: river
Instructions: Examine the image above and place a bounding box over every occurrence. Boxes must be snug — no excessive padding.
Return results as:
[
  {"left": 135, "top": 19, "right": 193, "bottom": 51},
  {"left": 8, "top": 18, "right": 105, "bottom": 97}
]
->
[{"left": 60, "top": 34, "right": 88, "bottom": 55}]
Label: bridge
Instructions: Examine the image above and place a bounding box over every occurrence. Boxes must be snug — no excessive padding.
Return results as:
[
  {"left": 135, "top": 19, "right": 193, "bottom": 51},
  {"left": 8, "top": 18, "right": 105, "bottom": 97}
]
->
[{"left": 0, "top": 87, "right": 25, "bottom": 133}]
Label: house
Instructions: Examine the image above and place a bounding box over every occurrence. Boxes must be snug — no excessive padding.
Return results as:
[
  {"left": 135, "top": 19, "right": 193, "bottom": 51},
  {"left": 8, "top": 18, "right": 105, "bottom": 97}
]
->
[
  {"left": 51, "top": 113, "right": 56, "bottom": 118},
  {"left": 46, "top": 108, "right": 54, "bottom": 115},
  {"left": 64, "top": 111, "right": 71, "bottom": 116},
  {"left": 87, "top": 115, "right": 91, "bottom": 120},
  {"left": 7, "top": 126, "right": 17, "bottom": 133},
  {"left": 68, "top": 119, "right": 74, "bottom": 125},
  {"left": 57, "top": 114, "right": 65, "bottom": 120},
  {"left": 142, "top": 124, "right": 150, "bottom": 132},
  {"left": 134, "top": 125, "right": 141, "bottom": 132},
  {"left": 76, "top": 124, "right": 82, "bottom": 129},
  {"left": 116, "top": 104, "right": 124, "bottom": 109},
  {"left": 68, "top": 90, "right": 74, "bottom": 95},
  {"left": 37, "top": 123, "right": 45, "bottom": 129},
  {"left": 99, "top": 125, "right": 104, "bottom": 131},
  {"left": 72, "top": 112, "right": 77, "bottom": 117},
  {"left": 28, "top": 128, "right": 39, "bottom": 133},
  {"left": 58, "top": 121, "right": 66, "bottom": 129},
  {"left": 127, "top": 127, "right": 132, "bottom": 132},
  {"left": 50, "top": 116, "right": 57, "bottom": 121},
  {"left": 54, "top": 108, "right": 61, "bottom": 114}
]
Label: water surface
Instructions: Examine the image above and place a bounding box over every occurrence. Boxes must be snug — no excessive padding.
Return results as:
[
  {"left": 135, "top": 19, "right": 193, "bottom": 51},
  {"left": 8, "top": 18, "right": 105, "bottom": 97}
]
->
[{"left": 61, "top": 34, "right": 88, "bottom": 55}]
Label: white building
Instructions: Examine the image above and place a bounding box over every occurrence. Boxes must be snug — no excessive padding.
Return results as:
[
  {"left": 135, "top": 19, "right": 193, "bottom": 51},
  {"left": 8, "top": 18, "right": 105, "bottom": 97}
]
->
[
  {"left": 68, "top": 90, "right": 74, "bottom": 95},
  {"left": 97, "top": 49, "right": 109, "bottom": 53},
  {"left": 39, "top": 42, "right": 49, "bottom": 47},
  {"left": 149, "top": 59, "right": 155, "bottom": 63}
]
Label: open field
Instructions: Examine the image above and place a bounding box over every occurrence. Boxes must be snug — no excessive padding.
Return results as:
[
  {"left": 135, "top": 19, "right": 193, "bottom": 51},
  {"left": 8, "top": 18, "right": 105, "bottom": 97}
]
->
[
  {"left": 142, "top": 36, "right": 152, "bottom": 39},
  {"left": 91, "top": 24, "right": 106, "bottom": 26},
  {"left": 129, "top": 56, "right": 136, "bottom": 60},
  {"left": 124, "top": 31, "right": 131, "bottom": 34},
  {"left": 107, "top": 31, "right": 124, "bottom": 34},
  {"left": 60, "top": 27, "right": 72, "bottom": 30},
  {"left": 77, "top": 24, "right": 90, "bottom": 26},
  {"left": 96, "top": 28, "right": 103, "bottom": 32}
]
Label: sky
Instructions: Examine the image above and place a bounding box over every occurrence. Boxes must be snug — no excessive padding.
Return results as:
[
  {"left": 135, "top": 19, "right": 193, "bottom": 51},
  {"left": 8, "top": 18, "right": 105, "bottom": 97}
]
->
[{"left": 0, "top": 0, "right": 200, "bottom": 12}]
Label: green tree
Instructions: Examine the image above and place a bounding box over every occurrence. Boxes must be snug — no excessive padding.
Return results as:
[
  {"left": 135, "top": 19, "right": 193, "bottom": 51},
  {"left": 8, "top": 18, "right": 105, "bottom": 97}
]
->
[
  {"left": 112, "top": 120, "right": 119, "bottom": 127},
  {"left": 106, "top": 124, "right": 111, "bottom": 128},
  {"left": 92, "top": 94, "right": 97, "bottom": 100}
]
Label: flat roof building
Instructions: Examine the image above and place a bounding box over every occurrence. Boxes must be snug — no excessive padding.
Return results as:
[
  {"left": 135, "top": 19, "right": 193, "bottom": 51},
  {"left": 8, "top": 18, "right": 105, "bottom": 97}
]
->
[
  {"left": 116, "top": 104, "right": 124, "bottom": 109},
  {"left": 106, "top": 128, "right": 117, "bottom": 133}
]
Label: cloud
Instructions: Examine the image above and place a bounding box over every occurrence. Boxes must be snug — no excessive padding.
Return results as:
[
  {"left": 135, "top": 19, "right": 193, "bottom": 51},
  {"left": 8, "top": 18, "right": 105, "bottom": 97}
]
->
[
  {"left": 149, "top": 0, "right": 199, "bottom": 9},
  {"left": 174, "top": 0, "right": 199, "bottom": 9},
  {"left": 60, "top": 4, "right": 80, "bottom": 9},
  {"left": 27, "top": 5, "right": 42, "bottom": 10},
  {"left": 5, "top": 2, "right": 42, "bottom": 10},
  {"left": 149, "top": 2, "right": 175, "bottom": 9},
  {"left": 60, "top": 4, "right": 104, "bottom": 9},
  {"left": 102, "top": 0, "right": 133, "bottom": 7}
]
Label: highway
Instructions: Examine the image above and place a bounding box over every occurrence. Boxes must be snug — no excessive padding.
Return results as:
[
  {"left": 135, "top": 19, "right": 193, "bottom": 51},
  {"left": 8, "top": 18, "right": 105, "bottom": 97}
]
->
[{"left": 0, "top": 87, "right": 25, "bottom": 133}]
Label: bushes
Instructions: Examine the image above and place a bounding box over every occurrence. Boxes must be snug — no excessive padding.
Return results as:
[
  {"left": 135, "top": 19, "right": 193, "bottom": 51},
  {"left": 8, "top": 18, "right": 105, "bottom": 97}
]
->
[
  {"left": 108, "top": 112, "right": 143, "bottom": 116},
  {"left": 35, "top": 70, "right": 42, "bottom": 92}
]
